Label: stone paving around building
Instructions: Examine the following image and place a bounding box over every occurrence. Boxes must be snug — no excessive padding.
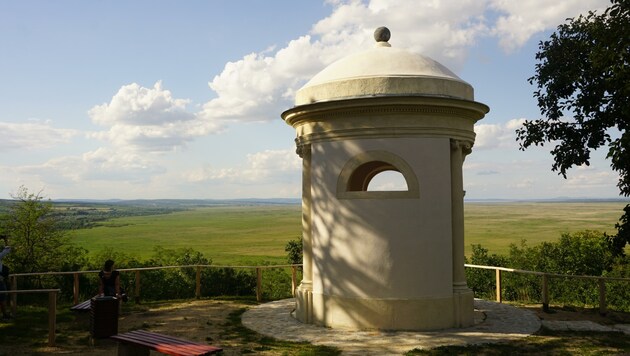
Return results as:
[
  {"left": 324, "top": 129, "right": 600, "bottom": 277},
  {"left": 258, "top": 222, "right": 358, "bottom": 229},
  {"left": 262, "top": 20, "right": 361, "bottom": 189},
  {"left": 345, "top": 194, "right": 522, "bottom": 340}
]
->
[
  {"left": 243, "top": 298, "right": 545, "bottom": 355},
  {"left": 243, "top": 298, "right": 630, "bottom": 355},
  {"left": 542, "top": 320, "right": 630, "bottom": 334}
]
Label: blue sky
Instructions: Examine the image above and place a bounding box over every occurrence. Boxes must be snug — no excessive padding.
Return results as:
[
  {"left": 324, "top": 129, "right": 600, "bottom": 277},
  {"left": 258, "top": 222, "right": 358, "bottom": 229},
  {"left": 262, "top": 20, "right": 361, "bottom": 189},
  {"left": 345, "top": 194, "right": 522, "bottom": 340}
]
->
[{"left": 0, "top": 0, "right": 620, "bottom": 200}]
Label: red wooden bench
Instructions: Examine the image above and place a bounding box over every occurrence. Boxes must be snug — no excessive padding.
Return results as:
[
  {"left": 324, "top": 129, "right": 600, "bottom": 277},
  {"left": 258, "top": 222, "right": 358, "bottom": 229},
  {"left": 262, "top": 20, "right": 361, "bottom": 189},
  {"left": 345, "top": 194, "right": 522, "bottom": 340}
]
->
[{"left": 110, "top": 330, "right": 222, "bottom": 356}]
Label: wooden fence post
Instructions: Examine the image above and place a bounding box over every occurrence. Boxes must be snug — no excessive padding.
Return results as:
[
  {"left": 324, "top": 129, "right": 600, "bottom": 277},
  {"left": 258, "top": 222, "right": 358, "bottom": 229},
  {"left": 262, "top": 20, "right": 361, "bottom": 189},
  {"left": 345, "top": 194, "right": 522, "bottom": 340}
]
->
[
  {"left": 134, "top": 270, "right": 141, "bottom": 304},
  {"left": 10, "top": 276, "right": 17, "bottom": 316},
  {"left": 73, "top": 273, "right": 79, "bottom": 305},
  {"left": 196, "top": 266, "right": 201, "bottom": 299},
  {"left": 598, "top": 278, "right": 607, "bottom": 315},
  {"left": 291, "top": 266, "right": 297, "bottom": 297},
  {"left": 542, "top": 274, "right": 549, "bottom": 312},
  {"left": 495, "top": 269, "right": 502, "bottom": 303},
  {"left": 48, "top": 290, "right": 57, "bottom": 347},
  {"left": 256, "top": 267, "right": 262, "bottom": 302}
]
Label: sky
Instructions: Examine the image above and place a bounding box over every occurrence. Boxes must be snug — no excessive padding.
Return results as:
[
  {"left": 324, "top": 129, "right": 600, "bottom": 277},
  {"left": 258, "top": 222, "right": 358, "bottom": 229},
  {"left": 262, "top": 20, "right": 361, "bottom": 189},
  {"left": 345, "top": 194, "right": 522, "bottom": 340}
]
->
[{"left": 0, "top": 0, "right": 622, "bottom": 201}]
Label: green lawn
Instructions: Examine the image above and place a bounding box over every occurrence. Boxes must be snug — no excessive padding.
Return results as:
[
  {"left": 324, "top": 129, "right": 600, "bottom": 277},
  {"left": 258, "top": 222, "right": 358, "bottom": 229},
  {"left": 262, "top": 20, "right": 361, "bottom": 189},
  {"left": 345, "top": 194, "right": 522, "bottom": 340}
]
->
[{"left": 70, "top": 201, "right": 627, "bottom": 265}]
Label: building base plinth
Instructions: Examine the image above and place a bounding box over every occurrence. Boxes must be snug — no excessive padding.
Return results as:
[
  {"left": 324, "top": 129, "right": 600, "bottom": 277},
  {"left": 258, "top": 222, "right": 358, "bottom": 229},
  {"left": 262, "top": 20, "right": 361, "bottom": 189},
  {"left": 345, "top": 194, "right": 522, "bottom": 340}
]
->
[{"left": 293, "top": 291, "right": 474, "bottom": 331}]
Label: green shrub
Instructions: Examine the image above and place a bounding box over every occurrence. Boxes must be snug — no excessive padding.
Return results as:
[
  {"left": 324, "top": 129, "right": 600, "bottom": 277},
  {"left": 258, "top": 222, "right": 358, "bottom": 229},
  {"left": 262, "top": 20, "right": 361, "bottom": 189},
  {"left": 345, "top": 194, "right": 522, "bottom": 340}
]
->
[
  {"left": 465, "top": 244, "right": 508, "bottom": 300},
  {"left": 466, "top": 231, "right": 630, "bottom": 312},
  {"left": 604, "top": 256, "right": 630, "bottom": 311}
]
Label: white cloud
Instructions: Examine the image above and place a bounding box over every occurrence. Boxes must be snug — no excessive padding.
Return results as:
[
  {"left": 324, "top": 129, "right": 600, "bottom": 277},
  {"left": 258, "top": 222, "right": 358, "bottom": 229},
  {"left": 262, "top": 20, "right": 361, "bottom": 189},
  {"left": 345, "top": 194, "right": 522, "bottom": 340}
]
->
[
  {"left": 89, "top": 81, "right": 194, "bottom": 126},
  {"left": 476, "top": 170, "right": 500, "bottom": 176},
  {"left": 16, "top": 147, "right": 165, "bottom": 184},
  {"left": 490, "top": 0, "right": 609, "bottom": 52},
  {"left": 89, "top": 81, "right": 221, "bottom": 153},
  {"left": 200, "top": 36, "right": 328, "bottom": 123},
  {"left": 565, "top": 170, "right": 619, "bottom": 190},
  {"left": 0, "top": 120, "right": 78, "bottom": 151},
  {"left": 474, "top": 118, "right": 526, "bottom": 150},
  {"left": 509, "top": 178, "right": 535, "bottom": 189},
  {"left": 198, "top": 0, "right": 605, "bottom": 127},
  {"left": 199, "top": 1, "right": 493, "bottom": 125},
  {"left": 184, "top": 149, "right": 300, "bottom": 184}
]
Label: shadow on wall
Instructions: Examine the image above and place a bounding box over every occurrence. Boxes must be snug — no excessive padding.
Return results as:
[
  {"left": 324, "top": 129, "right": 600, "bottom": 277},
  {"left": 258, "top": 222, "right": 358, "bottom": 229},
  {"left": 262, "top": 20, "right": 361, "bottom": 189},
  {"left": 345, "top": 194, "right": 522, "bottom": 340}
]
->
[{"left": 304, "top": 137, "right": 454, "bottom": 328}]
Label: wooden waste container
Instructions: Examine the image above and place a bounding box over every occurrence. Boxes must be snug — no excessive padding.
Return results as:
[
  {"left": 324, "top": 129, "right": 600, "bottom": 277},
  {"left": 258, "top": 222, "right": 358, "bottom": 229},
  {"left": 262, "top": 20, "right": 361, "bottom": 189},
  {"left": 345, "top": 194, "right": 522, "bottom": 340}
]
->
[{"left": 90, "top": 296, "right": 119, "bottom": 338}]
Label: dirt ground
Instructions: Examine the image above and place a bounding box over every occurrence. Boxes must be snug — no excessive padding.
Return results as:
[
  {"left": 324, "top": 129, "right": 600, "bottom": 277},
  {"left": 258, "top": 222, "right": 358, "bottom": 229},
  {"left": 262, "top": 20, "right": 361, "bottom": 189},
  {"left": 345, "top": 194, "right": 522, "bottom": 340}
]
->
[
  {"left": 4, "top": 299, "right": 630, "bottom": 355},
  {"left": 5, "top": 299, "right": 262, "bottom": 355}
]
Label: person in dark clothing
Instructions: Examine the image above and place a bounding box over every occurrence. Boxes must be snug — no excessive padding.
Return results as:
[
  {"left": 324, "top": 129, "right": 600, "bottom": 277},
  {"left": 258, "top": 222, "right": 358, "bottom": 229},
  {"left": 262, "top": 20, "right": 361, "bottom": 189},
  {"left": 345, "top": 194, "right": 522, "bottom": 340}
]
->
[
  {"left": 0, "top": 234, "right": 11, "bottom": 320},
  {"left": 98, "top": 259, "right": 121, "bottom": 298}
]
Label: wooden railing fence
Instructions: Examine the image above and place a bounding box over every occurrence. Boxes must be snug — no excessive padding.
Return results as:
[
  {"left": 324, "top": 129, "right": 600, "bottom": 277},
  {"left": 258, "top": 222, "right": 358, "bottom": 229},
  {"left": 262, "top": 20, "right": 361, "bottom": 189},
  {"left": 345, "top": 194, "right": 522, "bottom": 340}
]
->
[
  {"left": 0, "top": 289, "right": 60, "bottom": 346},
  {"left": 5, "top": 264, "right": 299, "bottom": 347},
  {"left": 465, "top": 263, "right": 630, "bottom": 314},
  {"left": 8, "top": 264, "right": 301, "bottom": 307},
  {"left": 3, "top": 263, "right": 629, "bottom": 346}
]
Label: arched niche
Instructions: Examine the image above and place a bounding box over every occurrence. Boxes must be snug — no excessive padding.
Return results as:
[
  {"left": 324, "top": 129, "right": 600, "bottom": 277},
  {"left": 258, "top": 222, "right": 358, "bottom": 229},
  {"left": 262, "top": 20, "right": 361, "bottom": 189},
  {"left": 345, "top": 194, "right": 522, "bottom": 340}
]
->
[{"left": 337, "top": 151, "right": 420, "bottom": 199}]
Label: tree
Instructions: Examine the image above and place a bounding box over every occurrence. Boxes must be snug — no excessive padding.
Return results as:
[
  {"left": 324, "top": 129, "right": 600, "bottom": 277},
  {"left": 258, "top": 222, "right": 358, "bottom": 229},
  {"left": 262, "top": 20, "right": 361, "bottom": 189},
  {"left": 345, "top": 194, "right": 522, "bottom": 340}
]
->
[
  {"left": 517, "top": 0, "right": 630, "bottom": 254},
  {"left": 1, "top": 186, "right": 86, "bottom": 274},
  {"left": 285, "top": 235, "right": 303, "bottom": 267}
]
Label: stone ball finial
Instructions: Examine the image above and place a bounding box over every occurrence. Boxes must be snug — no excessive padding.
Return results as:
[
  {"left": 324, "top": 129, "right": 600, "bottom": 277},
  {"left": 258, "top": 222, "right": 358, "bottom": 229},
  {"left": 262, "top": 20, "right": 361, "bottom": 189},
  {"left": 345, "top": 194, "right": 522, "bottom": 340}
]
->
[{"left": 374, "top": 26, "right": 391, "bottom": 43}]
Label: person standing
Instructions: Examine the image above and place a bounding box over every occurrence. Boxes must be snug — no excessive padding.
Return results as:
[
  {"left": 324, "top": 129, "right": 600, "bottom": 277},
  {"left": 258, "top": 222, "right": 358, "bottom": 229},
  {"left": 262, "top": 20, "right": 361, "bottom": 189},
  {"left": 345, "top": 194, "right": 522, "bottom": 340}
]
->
[
  {"left": 0, "top": 234, "right": 12, "bottom": 320},
  {"left": 98, "top": 259, "right": 121, "bottom": 298}
]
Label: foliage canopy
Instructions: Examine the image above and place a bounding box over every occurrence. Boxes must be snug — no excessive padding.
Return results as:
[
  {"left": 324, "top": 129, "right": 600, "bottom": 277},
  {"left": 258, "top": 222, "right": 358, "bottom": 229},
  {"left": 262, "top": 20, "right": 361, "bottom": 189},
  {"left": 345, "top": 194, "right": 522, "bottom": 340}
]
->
[
  {"left": 0, "top": 186, "right": 86, "bottom": 274},
  {"left": 517, "top": 0, "right": 630, "bottom": 254}
]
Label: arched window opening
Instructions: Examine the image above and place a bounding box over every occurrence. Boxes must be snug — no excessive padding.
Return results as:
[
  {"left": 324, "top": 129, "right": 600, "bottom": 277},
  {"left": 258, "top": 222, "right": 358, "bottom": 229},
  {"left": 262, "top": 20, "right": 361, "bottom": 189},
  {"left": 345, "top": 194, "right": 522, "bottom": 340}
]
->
[
  {"left": 337, "top": 151, "right": 419, "bottom": 199},
  {"left": 347, "top": 161, "right": 396, "bottom": 191},
  {"left": 366, "top": 170, "right": 408, "bottom": 191}
]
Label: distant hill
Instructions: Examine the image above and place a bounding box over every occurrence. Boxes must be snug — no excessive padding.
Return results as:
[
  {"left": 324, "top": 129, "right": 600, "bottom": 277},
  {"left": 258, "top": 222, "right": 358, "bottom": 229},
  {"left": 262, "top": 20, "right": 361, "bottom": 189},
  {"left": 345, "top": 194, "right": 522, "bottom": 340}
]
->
[
  {"left": 50, "top": 198, "right": 301, "bottom": 207},
  {"left": 0, "top": 198, "right": 300, "bottom": 231},
  {"left": 2, "top": 196, "right": 626, "bottom": 207},
  {"left": 465, "top": 197, "right": 628, "bottom": 203}
]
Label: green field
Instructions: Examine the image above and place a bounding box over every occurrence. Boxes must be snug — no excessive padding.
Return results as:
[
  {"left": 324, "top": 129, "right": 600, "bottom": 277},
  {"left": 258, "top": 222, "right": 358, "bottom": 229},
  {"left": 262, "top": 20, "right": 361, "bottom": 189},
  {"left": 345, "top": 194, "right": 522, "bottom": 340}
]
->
[
  {"left": 70, "top": 205, "right": 302, "bottom": 265},
  {"left": 70, "top": 201, "right": 627, "bottom": 265},
  {"left": 464, "top": 201, "right": 626, "bottom": 255}
]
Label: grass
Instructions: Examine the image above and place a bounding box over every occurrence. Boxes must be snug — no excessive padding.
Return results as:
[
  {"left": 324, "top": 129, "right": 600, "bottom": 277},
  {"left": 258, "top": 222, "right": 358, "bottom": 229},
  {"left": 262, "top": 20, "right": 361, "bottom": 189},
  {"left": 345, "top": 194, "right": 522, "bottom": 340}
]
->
[
  {"left": 405, "top": 329, "right": 630, "bottom": 355},
  {"left": 70, "top": 205, "right": 302, "bottom": 265},
  {"left": 0, "top": 303, "right": 79, "bottom": 355},
  {"left": 464, "top": 202, "right": 626, "bottom": 256},
  {"left": 69, "top": 201, "right": 628, "bottom": 265}
]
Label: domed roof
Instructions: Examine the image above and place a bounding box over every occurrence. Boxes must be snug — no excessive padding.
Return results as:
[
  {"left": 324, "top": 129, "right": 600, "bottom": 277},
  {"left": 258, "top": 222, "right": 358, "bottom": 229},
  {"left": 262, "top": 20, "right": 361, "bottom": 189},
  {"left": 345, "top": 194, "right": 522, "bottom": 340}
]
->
[{"left": 295, "top": 28, "right": 474, "bottom": 105}]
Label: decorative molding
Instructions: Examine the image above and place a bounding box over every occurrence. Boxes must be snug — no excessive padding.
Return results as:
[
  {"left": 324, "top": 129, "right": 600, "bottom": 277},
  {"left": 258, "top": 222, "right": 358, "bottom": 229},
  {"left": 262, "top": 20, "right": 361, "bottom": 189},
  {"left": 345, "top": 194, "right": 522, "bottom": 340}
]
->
[
  {"left": 298, "top": 127, "right": 476, "bottom": 146},
  {"left": 282, "top": 95, "right": 489, "bottom": 128},
  {"left": 295, "top": 140, "right": 311, "bottom": 158},
  {"left": 450, "top": 139, "right": 473, "bottom": 156},
  {"left": 287, "top": 105, "right": 485, "bottom": 127}
]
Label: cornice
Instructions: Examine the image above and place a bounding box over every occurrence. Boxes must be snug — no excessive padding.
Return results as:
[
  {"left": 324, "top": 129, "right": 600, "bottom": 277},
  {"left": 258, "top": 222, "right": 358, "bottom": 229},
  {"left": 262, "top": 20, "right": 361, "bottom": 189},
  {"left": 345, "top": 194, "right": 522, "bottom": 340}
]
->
[{"left": 282, "top": 96, "right": 489, "bottom": 128}]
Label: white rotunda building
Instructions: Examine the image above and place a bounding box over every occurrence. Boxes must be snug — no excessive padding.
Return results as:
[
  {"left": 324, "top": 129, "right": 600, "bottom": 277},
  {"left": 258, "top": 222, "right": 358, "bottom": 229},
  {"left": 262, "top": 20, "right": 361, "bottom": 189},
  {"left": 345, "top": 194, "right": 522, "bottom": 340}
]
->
[{"left": 281, "top": 27, "right": 489, "bottom": 331}]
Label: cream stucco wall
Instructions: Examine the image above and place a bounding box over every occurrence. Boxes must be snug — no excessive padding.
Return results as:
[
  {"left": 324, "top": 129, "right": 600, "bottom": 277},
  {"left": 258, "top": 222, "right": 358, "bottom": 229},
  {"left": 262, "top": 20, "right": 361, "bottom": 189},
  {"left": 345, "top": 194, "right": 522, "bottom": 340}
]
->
[
  {"left": 310, "top": 138, "right": 453, "bottom": 300},
  {"left": 299, "top": 137, "right": 463, "bottom": 330}
]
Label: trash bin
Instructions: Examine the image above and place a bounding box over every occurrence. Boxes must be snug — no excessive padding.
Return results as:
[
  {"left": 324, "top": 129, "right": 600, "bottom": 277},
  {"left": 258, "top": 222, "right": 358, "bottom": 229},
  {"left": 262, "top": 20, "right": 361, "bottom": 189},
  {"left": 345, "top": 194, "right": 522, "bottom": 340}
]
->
[{"left": 90, "top": 296, "right": 119, "bottom": 338}]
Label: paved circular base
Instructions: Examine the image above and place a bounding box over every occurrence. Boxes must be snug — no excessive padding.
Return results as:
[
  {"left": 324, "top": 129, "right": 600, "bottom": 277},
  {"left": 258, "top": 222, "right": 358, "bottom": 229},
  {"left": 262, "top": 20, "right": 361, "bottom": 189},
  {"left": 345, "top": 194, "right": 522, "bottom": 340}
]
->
[{"left": 242, "top": 298, "right": 541, "bottom": 355}]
